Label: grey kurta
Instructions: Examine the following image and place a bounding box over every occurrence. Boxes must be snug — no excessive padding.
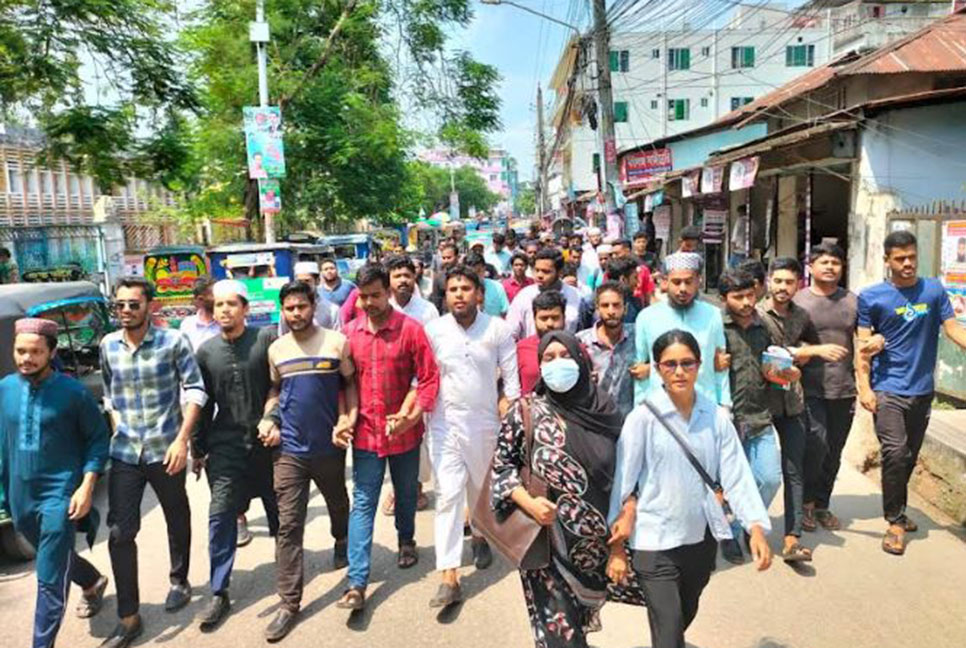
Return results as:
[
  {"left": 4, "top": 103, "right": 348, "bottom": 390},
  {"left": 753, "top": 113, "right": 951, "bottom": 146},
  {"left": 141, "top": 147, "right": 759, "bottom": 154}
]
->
[{"left": 194, "top": 326, "right": 275, "bottom": 515}]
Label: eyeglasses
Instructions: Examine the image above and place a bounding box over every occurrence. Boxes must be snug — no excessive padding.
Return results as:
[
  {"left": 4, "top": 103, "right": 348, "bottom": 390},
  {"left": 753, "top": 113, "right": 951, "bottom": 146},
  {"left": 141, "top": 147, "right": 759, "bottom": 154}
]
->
[
  {"left": 112, "top": 300, "right": 143, "bottom": 312},
  {"left": 658, "top": 359, "right": 700, "bottom": 373}
]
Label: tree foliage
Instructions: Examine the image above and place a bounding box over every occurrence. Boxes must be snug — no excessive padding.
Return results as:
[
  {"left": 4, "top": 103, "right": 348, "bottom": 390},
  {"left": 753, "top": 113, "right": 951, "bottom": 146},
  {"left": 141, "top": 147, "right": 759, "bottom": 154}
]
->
[
  {"left": 0, "top": 0, "right": 199, "bottom": 188},
  {"left": 406, "top": 161, "right": 499, "bottom": 219},
  {"left": 515, "top": 184, "right": 535, "bottom": 216}
]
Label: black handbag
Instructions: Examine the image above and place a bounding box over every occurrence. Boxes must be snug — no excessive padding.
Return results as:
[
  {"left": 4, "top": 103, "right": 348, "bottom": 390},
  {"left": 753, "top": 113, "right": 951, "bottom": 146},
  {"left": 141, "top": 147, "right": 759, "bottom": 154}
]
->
[{"left": 472, "top": 397, "right": 551, "bottom": 570}]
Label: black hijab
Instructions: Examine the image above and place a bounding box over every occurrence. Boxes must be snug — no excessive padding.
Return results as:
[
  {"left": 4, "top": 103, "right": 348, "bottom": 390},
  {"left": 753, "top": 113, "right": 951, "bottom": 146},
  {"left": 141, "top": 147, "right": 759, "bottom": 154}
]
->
[{"left": 534, "top": 330, "right": 624, "bottom": 442}]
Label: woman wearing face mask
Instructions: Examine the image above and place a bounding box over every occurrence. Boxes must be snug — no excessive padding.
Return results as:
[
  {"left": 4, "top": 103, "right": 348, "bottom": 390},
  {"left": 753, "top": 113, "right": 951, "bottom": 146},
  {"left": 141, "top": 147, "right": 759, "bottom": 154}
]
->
[
  {"left": 607, "top": 329, "right": 772, "bottom": 648},
  {"left": 491, "top": 330, "right": 644, "bottom": 648}
]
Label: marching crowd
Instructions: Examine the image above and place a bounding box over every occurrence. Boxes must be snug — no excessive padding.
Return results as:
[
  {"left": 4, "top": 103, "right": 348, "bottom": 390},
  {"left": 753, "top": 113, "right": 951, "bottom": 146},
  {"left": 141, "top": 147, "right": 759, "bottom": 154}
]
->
[{"left": 3, "top": 223, "right": 966, "bottom": 648}]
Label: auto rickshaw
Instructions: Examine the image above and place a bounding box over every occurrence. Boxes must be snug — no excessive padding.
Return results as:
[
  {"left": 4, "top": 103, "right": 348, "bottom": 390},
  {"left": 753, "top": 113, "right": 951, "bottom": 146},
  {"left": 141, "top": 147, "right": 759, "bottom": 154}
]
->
[
  {"left": 0, "top": 281, "right": 115, "bottom": 561},
  {"left": 317, "top": 234, "right": 379, "bottom": 279},
  {"left": 142, "top": 246, "right": 209, "bottom": 328}
]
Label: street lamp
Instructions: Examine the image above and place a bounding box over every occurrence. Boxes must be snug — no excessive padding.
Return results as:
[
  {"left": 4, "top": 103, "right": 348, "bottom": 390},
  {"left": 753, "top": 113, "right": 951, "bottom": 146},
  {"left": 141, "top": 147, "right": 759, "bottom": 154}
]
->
[{"left": 479, "top": 0, "right": 582, "bottom": 36}]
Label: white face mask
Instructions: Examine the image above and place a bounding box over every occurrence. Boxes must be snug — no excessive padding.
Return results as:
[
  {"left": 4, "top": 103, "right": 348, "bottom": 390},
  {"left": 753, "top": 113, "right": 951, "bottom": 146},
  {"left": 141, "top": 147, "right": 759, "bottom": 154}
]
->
[{"left": 540, "top": 357, "right": 580, "bottom": 393}]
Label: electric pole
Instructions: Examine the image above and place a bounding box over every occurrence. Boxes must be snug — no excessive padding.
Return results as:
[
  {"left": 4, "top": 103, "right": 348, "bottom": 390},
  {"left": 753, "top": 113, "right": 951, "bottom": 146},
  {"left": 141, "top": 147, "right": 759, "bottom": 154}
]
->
[
  {"left": 253, "top": 0, "right": 275, "bottom": 242},
  {"left": 592, "top": 0, "right": 618, "bottom": 218},
  {"left": 536, "top": 84, "right": 547, "bottom": 218}
]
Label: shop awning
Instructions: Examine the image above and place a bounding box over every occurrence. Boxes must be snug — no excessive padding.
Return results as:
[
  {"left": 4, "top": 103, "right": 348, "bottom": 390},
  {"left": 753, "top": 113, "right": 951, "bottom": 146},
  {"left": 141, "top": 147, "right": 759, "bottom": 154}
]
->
[{"left": 707, "top": 119, "right": 858, "bottom": 166}]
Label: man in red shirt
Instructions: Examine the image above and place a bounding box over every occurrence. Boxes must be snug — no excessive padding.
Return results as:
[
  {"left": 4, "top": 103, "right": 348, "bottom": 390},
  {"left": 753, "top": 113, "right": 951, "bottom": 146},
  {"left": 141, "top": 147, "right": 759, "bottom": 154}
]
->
[
  {"left": 517, "top": 290, "right": 566, "bottom": 394},
  {"left": 502, "top": 251, "right": 533, "bottom": 304},
  {"left": 334, "top": 264, "right": 440, "bottom": 612}
]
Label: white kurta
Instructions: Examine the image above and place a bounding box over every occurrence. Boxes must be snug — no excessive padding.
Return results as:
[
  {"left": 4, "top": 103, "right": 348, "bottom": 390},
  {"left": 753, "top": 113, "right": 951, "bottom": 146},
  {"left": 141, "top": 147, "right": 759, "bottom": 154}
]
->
[{"left": 424, "top": 312, "right": 520, "bottom": 569}]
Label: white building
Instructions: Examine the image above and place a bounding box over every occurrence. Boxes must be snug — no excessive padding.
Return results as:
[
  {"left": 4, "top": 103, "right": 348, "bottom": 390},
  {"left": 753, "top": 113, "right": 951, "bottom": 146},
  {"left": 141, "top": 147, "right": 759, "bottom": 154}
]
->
[
  {"left": 805, "top": 0, "right": 952, "bottom": 55},
  {"left": 547, "top": 4, "right": 834, "bottom": 205}
]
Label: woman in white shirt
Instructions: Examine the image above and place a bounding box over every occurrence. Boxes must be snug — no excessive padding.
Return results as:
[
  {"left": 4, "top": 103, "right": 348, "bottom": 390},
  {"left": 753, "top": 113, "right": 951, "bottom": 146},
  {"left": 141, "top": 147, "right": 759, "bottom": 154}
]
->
[{"left": 607, "top": 329, "right": 773, "bottom": 648}]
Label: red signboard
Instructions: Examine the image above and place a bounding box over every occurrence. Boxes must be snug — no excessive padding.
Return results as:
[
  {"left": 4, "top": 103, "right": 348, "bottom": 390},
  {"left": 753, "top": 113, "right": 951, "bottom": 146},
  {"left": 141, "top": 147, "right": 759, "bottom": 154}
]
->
[{"left": 620, "top": 148, "right": 673, "bottom": 187}]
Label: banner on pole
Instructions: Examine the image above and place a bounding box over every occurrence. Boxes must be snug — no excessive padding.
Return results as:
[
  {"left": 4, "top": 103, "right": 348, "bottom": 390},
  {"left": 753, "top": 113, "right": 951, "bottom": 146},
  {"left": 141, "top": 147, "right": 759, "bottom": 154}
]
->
[
  {"left": 244, "top": 107, "right": 286, "bottom": 179},
  {"left": 258, "top": 179, "right": 281, "bottom": 213}
]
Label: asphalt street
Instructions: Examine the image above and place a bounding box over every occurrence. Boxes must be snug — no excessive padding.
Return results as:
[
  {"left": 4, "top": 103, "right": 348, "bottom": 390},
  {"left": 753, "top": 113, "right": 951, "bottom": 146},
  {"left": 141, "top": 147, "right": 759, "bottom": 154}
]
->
[{"left": 2, "top": 426, "right": 965, "bottom": 648}]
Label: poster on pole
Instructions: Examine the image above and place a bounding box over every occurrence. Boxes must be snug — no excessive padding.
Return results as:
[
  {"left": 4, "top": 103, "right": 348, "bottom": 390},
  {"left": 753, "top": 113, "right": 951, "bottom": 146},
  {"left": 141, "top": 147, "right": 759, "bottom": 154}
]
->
[
  {"left": 729, "top": 157, "right": 760, "bottom": 191},
  {"left": 244, "top": 106, "right": 286, "bottom": 179},
  {"left": 941, "top": 220, "right": 966, "bottom": 321},
  {"left": 258, "top": 178, "right": 281, "bottom": 213}
]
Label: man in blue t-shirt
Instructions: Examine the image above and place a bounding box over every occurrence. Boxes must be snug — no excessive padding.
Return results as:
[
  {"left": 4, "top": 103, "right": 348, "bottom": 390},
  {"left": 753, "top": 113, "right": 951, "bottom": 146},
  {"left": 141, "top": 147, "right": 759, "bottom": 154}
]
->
[{"left": 857, "top": 230, "right": 966, "bottom": 556}]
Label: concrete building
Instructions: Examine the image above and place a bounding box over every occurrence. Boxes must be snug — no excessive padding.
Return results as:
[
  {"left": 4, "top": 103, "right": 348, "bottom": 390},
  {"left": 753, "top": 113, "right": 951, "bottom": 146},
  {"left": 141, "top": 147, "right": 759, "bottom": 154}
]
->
[
  {"left": 417, "top": 148, "right": 517, "bottom": 200},
  {"left": 805, "top": 0, "right": 952, "bottom": 55}
]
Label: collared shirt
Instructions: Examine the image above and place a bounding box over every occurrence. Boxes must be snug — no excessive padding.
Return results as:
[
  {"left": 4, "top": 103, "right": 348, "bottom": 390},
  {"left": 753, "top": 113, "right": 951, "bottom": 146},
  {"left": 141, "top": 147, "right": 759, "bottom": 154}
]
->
[
  {"left": 609, "top": 389, "right": 770, "bottom": 551},
  {"left": 758, "top": 298, "right": 818, "bottom": 418},
  {"left": 178, "top": 313, "right": 221, "bottom": 352},
  {"left": 279, "top": 288, "right": 341, "bottom": 335},
  {"left": 577, "top": 323, "right": 636, "bottom": 417},
  {"left": 426, "top": 312, "right": 520, "bottom": 433},
  {"left": 516, "top": 335, "right": 541, "bottom": 395},
  {"left": 634, "top": 300, "right": 731, "bottom": 407},
  {"left": 391, "top": 293, "right": 440, "bottom": 326},
  {"left": 485, "top": 248, "right": 512, "bottom": 276},
  {"left": 505, "top": 282, "right": 583, "bottom": 340},
  {"left": 502, "top": 275, "right": 534, "bottom": 304},
  {"left": 268, "top": 327, "right": 354, "bottom": 458},
  {"left": 321, "top": 278, "right": 356, "bottom": 306},
  {"left": 345, "top": 309, "right": 440, "bottom": 457},
  {"left": 482, "top": 277, "right": 510, "bottom": 316},
  {"left": 722, "top": 311, "right": 775, "bottom": 436},
  {"left": 100, "top": 326, "right": 207, "bottom": 465}
]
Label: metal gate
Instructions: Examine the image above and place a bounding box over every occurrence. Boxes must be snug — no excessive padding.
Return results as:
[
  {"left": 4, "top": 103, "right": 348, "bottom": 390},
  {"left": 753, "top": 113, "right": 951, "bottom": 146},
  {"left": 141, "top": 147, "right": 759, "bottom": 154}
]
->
[{"left": 0, "top": 225, "right": 104, "bottom": 276}]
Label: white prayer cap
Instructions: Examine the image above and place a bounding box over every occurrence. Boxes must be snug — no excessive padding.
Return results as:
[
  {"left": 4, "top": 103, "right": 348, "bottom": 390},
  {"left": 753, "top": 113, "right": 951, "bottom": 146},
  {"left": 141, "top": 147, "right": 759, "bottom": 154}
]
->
[
  {"left": 663, "top": 252, "right": 702, "bottom": 273},
  {"left": 596, "top": 243, "right": 613, "bottom": 254},
  {"left": 587, "top": 227, "right": 602, "bottom": 236},
  {"left": 294, "top": 261, "right": 320, "bottom": 276},
  {"left": 212, "top": 279, "right": 249, "bottom": 301}
]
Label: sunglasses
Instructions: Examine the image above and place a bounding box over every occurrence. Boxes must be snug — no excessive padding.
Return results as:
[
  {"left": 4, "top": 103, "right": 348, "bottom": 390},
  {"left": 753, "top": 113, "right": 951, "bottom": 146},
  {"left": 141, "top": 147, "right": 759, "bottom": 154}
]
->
[
  {"left": 658, "top": 359, "right": 700, "bottom": 373},
  {"left": 112, "top": 300, "right": 143, "bottom": 312}
]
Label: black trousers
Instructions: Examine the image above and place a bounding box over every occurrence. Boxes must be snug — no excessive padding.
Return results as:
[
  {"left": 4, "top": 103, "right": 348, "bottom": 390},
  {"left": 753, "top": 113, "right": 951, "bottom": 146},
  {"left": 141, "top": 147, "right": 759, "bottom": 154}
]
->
[
  {"left": 107, "top": 460, "right": 191, "bottom": 618},
  {"left": 634, "top": 530, "right": 717, "bottom": 648},
  {"left": 71, "top": 554, "right": 101, "bottom": 589},
  {"left": 873, "top": 392, "right": 932, "bottom": 525},
  {"left": 774, "top": 415, "right": 806, "bottom": 537},
  {"left": 804, "top": 397, "right": 856, "bottom": 509}
]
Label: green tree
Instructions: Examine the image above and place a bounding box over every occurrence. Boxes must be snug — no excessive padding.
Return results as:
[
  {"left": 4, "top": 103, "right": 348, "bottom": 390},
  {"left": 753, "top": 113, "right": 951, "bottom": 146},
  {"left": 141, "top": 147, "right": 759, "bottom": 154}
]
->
[
  {"left": 0, "top": 0, "right": 199, "bottom": 188},
  {"left": 406, "top": 161, "right": 498, "bottom": 219},
  {"left": 515, "top": 184, "right": 535, "bottom": 216},
  {"left": 179, "top": 0, "right": 501, "bottom": 233}
]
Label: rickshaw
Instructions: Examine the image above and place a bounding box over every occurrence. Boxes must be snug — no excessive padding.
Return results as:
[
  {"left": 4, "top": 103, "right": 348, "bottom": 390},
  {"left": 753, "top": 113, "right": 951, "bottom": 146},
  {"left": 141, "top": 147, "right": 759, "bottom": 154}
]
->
[
  {"left": 0, "top": 281, "right": 114, "bottom": 560},
  {"left": 142, "top": 246, "right": 209, "bottom": 328},
  {"left": 208, "top": 243, "right": 329, "bottom": 327}
]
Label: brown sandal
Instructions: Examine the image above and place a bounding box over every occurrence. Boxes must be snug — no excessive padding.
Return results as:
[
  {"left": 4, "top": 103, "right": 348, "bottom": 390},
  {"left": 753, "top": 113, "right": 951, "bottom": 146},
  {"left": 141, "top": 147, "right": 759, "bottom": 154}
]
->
[
  {"left": 802, "top": 506, "right": 817, "bottom": 532},
  {"left": 336, "top": 587, "right": 366, "bottom": 610},
  {"left": 902, "top": 518, "right": 918, "bottom": 533},
  {"left": 815, "top": 509, "right": 841, "bottom": 531},
  {"left": 882, "top": 529, "right": 905, "bottom": 555},
  {"left": 398, "top": 541, "right": 418, "bottom": 569}
]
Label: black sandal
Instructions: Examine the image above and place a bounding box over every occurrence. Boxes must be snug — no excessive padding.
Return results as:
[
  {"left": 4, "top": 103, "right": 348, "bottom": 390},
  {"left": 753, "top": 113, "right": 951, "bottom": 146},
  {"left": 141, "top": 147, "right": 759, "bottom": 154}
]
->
[
  {"left": 397, "top": 541, "right": 418, "bottom": 569},
  {"left": 815, "top": 509, "right": 841, "bottom": 531},
  {"left": 782, "top": 543, "right": 813, "bottom": 563}
]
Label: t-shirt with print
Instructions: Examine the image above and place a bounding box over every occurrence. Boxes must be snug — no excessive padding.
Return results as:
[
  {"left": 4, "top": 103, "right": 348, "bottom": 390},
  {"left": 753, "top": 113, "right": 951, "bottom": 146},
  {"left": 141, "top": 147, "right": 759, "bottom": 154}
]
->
[
  {"left": 268, "top": 327, "right": 355, "bottom": 458},
  {"left": 793, "top": 287, "right": 858, "bottom": 400},
  {"left": 857, "top": 278, "right": 954, "bottom": 396}
]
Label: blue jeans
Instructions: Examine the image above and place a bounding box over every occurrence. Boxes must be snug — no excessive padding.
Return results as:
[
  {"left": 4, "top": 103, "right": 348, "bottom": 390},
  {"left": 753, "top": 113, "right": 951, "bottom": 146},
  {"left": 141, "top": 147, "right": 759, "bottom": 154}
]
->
[
  {"left": 731, "top": 427, "right": 782, "bottom": 537},
  {"left": 346, "top": 446, "right": 420, "bottom": 590}
]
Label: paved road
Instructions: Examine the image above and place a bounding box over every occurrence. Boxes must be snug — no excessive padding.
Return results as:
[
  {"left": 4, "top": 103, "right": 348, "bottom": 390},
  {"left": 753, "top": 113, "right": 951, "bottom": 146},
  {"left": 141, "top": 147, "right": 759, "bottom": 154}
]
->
[{"left": 2, "top": 428, "right": 965, "bottom": 648}]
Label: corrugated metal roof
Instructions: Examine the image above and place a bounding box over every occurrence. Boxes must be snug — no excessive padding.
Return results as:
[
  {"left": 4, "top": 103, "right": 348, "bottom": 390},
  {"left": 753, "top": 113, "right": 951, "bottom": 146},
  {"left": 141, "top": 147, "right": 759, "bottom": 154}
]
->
[{"left": 838, "top": 11, "right": 966, "bottom": 74}]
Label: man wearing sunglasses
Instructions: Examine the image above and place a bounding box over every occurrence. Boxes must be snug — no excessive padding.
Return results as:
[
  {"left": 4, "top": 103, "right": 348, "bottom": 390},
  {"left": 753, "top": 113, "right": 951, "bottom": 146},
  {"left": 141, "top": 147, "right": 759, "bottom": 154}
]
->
[{"left": 99, "top": 276, "right": 208, "bottom": 648}]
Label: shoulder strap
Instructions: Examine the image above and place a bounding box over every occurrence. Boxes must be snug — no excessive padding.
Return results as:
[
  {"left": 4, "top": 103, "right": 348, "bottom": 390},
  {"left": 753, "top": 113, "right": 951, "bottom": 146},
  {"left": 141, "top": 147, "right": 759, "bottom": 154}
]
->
[{"left": 641, "top": 398, "right": 722, "bottom": 496}]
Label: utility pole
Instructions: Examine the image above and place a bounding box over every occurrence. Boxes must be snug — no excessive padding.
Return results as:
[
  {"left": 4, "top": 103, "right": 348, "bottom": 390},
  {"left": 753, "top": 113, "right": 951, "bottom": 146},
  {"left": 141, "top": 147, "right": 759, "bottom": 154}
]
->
[
  {"left": 253, "top": 0, "right": 275, "bottom": 242},
  {"left": 535, "top": 84, "right": 547, "bottom": 218},
  {"left": 592, "top": 0, "right": 618, "bottom": 218}
]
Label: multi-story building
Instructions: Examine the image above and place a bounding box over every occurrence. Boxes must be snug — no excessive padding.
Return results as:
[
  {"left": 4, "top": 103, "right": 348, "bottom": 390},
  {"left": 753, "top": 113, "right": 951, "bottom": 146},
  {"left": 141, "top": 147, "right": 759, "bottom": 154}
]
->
[
  {"left": 417, "top": 148, "right": 517, "bottom": 201},
  {"left": 805, "top": 0, "right": 952, "bottom": 55},
  {"left": 547, "top": 4, "right": 836, "bottom": 205}
]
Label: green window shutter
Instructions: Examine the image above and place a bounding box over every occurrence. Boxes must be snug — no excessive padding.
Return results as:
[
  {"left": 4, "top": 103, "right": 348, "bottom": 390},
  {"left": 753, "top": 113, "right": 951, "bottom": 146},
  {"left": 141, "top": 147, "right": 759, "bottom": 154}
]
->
[
  {"left": 746, "top": 47, "right": 755, "bottom": 67},
  {"left": 609, "top": 51, "right": 619, "bottom": 72},
  {"left": 614, "top": 102, "right": 628, "bottom": 123},
  {"left": 592, "top": 153, "right": 600, "bottom": 172},
  {"left": 681, "top": 48, "right": 690, "bottom": 70},
  {"left": 786, "top": 46, "right": 793, "bottom": 66},
  {"left": 620, "top": 50, "right": 630, "bottom": 72}
]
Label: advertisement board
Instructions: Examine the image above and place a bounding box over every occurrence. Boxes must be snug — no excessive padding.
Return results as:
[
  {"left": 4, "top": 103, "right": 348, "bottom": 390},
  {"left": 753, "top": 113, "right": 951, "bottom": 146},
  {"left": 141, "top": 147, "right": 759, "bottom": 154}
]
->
[
  {"left": 240, "top": 277, "right": 288, "bottom": 326},
  {"left": 941, "top": 220, "right": 966, "bottom": 322},
  {"left": 244, "top": 106, "right": 286, "bottom": 179},
  {"left": 620, "top": 148, "right": 672, "bottom": 186}
]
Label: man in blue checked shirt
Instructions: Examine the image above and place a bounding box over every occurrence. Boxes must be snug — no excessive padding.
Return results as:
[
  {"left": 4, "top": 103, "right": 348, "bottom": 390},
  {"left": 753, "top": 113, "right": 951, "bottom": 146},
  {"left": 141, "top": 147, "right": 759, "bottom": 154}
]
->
[{"left": 98, "top": 276, "right": 208, "bottom": 648}]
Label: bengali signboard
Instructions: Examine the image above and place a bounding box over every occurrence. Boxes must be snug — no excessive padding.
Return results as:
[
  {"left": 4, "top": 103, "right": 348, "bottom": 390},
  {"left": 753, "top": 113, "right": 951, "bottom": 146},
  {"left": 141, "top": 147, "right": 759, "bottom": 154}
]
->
[
  {"left": 240, "top": 277, "right": 288, "bottom": 326},
  {"left": 729, "top": 156, "right": 760, "bottom": 191},
  {"left": 941, "top": 220, "right": 966, "bottom": 322},
  {"left": 244, "top": 106, "right": 286, "bottom": 179},
  {"left": 620, "top": 148, "right": 673, "bottom": 187},
  {"left": 259, "top": 178, "right": 281, "bottom": 213},
  {"left": 702, "top": 210, "right": 727, "bottom": 244}
]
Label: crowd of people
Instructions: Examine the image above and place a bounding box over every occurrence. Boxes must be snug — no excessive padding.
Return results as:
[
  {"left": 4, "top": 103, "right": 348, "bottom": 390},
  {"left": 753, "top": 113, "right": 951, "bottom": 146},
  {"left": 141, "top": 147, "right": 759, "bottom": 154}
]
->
[{"left": 3, "top": 223, "right": 966, "bottom": 648}]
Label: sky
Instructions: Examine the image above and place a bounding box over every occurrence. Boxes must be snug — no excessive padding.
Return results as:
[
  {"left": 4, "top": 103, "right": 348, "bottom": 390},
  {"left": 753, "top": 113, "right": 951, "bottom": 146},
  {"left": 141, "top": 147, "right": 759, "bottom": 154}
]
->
[{"left": 453, "top": 1, "right": 592, "bottom": 182}]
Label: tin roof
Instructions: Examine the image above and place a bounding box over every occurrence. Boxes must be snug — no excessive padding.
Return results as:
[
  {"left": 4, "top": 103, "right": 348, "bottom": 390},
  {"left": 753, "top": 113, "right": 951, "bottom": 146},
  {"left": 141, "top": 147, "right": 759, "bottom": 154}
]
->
[{"left": 838, "top": 10, "right": 966, "bottom": 74}]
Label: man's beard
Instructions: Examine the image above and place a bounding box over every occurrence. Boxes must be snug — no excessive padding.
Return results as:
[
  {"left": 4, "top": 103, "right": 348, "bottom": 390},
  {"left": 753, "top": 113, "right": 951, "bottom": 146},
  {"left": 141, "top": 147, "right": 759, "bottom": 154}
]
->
[{"left": 668, "top": 295, "right": 695, "bottom": 311}]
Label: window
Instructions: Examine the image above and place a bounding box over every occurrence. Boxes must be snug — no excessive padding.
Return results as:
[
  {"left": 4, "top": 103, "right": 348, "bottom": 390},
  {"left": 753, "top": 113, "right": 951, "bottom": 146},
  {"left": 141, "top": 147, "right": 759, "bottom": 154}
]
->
[
  {"left": 500, "top": 172, "right": 507, "bottom": 181},
  {"left": 614, "top": 101, "right": 629, "bottom": 123},
  {"left": 667, "top": 48, "right": 690, "bottom": 71},
  {"left": 489, "top": 173, "right": 498, "bottom": 181},
  {"left": 667, "top": 98, "right": 690, "bottom": 121},
  {"left": 700, "top": 97, "right": 709, "bottom": 108},
  {"left": 24, "top": 168, "right": 38, "bottom": 194},
  {"left": 701, "top": 46, "right": 711, "bottom": 57},
  {"left": 651, "top": 48, "right": 660, "bottom": 59},
  {"left": 730, "top": 96, "right": 754, "bottom": 110},
  {"left": 592, "top": 153, "right": 600, "bottom": 173},
  {"left": 650, "top": 99, "right": 658, "bottom": 109},
  {"left": 731, "top": 46, "right": 755, "bottom": 69},
  {"left": 786, "top": 44, "right": 815, "bottom": 67},
  {"left": 69, "top": 174, "right": 81, "bottom": 197},
  {"left": 53, "top": 171, "right": 65, "bottom": 197},
  {"left": 609, "top": 50, "right": 629, "bottom": 72},
  {"left": 40, "top": 170, "right": 52, "bottom": 195},
  {"left": 6, "top": 161, "right": 22, "bottom": 194}
]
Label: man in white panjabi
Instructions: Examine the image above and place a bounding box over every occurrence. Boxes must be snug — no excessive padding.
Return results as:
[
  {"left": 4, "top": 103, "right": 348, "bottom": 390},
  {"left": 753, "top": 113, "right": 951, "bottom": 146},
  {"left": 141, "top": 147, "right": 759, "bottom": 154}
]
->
[{"left": 424, "top": 265, "right": 520, "bottom": 608}]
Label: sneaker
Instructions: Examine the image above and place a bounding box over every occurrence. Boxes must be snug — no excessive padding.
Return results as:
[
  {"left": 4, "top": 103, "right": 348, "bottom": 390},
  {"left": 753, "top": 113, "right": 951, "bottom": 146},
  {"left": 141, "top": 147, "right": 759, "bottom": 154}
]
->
[{"left": 333, "top": 539, "right": 348, "bottom": 570}]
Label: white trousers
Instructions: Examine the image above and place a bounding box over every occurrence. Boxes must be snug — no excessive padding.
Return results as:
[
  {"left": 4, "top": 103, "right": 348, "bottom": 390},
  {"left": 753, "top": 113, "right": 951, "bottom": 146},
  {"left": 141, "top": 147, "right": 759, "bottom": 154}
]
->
[{"left": 429, "top": 423, "right": 498, "bottom": 570}]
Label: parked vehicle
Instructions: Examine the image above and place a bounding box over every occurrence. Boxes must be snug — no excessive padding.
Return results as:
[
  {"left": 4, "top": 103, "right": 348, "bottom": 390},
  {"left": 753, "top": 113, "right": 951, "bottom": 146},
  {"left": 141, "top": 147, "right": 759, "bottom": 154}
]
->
[
  {"left": 0, "top": 281, "right": 114, "bottom": 561},
  {"left": 142, "top": 246, "right": 209, "bottom": 328},
  {"left": 317, "top": 234, "right": 378, "bottom": 278}
]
